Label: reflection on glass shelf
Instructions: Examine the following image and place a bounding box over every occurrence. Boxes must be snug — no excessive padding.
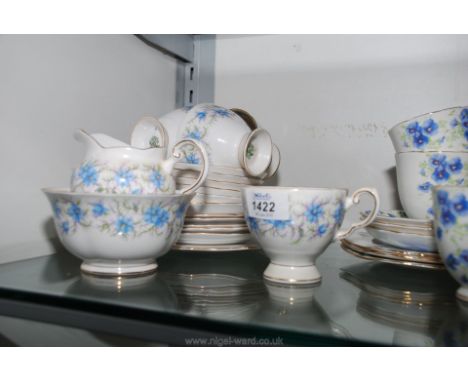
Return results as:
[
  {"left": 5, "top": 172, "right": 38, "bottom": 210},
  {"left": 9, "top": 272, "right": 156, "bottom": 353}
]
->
[{"left": 341, "top": 262, "right": 459, "bottom": 346}]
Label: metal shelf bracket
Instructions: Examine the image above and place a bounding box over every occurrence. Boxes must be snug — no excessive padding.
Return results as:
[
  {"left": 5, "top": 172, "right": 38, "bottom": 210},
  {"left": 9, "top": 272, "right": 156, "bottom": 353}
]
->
[{"left": 138, "top": 34, "right": 215, "bottom": 108}]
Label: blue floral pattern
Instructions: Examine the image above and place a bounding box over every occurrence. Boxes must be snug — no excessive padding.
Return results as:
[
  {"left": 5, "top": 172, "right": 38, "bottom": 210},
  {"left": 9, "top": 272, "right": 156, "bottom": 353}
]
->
[
  {"left": 433, "top": 188, "right": 468, "bottom": 286},
  {"left": 49, "top": 197, "right": 188, "bottom": 238},
  {"left": 181, "top": 104, "right": 236, "bottom": 164},
  {"left": 417, "top": 154, "right": 467, "bottom": 216},
  {"left": 245, "top": 196, "right": 344, "bottom": 243},
  {"left": 71, "top": 161, "right": 174, "bottom": 194},
  {"left": 397, "top": 108, "right": 468, "bottom": 150}
]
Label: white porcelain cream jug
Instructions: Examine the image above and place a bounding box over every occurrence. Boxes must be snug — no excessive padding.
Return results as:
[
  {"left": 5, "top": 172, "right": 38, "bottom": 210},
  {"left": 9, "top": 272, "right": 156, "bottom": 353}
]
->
[{"left": 70, "top": 129, "right": 209, "bottom": 195}]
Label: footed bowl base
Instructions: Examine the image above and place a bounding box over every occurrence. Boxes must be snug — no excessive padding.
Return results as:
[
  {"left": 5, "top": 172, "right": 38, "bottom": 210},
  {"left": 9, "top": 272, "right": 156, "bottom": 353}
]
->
[
  {"left": 81, "top": 261, "right": 158, "bottom": 277},
  {"left": 263, "top": 262, "right": 321, "bottom": 285}
]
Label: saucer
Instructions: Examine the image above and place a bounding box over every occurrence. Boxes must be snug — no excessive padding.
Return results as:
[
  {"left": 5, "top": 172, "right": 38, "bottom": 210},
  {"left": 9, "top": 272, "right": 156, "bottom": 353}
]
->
[
  {"left": 366, "top": 226, "right": 437, "bottom": 252},
  {"left": 177, "top": 232, "right": 252, "bottom": 245},
  {"left": 172, "top": 243, "right": 258, "bottom": 252},
  {"left": 363, "top": 210, "right": 433, "bottom": 230},
  {"left": 341, "top": 231, "right": 443, "bottom": 269},
  {"left": 182, "top": 225, "right": 249, "bottom": 234}
]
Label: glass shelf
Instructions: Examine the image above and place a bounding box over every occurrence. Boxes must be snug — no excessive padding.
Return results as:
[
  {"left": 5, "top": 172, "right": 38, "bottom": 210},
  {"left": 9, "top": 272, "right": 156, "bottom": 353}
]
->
[{"left": 0, "top": 241, "right": 465, "bottom": 346}]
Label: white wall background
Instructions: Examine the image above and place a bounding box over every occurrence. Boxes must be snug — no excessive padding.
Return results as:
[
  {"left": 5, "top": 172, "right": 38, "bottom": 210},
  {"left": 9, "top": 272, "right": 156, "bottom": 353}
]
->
[
  {"left": 2, "top": 34, "right": 468, "bottom": 261},
  {"left": 214, "top": 34, "right": 468, "bottom": 214},
  {"left": 0, "top": 35, "right": 177, "bottom": 260}
]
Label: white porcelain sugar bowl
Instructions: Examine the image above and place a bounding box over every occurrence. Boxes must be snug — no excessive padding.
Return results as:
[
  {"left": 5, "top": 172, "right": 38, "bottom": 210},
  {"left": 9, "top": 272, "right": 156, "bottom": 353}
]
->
[{"left": 71, "top": 129, "right": 209, "bottom": 195}]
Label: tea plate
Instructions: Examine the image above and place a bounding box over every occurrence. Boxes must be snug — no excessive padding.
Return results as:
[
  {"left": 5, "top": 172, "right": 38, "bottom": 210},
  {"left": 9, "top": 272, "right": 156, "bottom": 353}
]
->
[
  {"left": 341, "top": 231, "right": 442, "bottom": 265},
  {"left": 182, "top": 226, "right": 250, "bottom": 234},
  {"left": 177, "top": 178, "right": 248, "bottom": 192},
  {"left": 185, "top": 216, "right": 246, "bottom": 225},
  {"left": 362, "top": 210, "right": 432, "bottom": 229},
  {"left": 173, "top": 242, "right": 258, "bottom": 251},
  {"left": 177, "top": 232, "right": 251, "bottom": 245},
  {"left": 188, "top": 203, "right": 244, "bottom": 215},
  {"left": 341, "top": 244, "right": 445, "bottom": 270},
  {"left": 366, "top": 226, "right": 437, "bottom": 252}
]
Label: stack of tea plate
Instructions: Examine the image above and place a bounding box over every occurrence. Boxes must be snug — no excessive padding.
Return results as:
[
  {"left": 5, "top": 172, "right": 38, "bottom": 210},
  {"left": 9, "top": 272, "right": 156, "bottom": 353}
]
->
[
  {"left": 156, "top": 103, "right": 281, "bottom": 252},
  {"left": 342, "top": 208, "right": 443, "bottom": 270},
  {"left": 171, "top": 163, "right": 264, "bottom": 251}
]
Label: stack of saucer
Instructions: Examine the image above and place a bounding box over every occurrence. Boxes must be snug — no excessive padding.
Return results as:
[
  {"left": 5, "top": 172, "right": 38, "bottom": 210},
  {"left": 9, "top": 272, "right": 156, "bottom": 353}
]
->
[
  {"left": 364, "top": 210, "right": 436, "bottom": 253},
  {"left": 172, "top": 163, "right": 263, "bottom": 251}
]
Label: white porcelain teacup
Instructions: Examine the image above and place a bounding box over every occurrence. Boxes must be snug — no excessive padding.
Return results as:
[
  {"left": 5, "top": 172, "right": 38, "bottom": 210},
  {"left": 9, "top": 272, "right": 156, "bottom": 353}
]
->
[
  {"left": 241, "top": 186, "right": 380, "bottom": 284},
  {"left": 432, "top": 185, "right": 468, "bottom": 302}
]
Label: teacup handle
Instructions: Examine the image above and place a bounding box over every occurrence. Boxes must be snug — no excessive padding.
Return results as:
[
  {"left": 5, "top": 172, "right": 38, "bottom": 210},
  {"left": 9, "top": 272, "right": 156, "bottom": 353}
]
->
[
  {"left": 334, "top": 187, "right": 380, "bottom": 241},
  {"left": 171, "top": 139, "right": 209, "bottom": 194},
  {"left": 131, "top": 116, "right": 169, "bottom": 149}
]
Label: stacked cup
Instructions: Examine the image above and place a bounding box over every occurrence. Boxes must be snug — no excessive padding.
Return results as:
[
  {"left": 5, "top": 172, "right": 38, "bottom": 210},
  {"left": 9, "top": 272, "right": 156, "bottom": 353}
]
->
[
  {"left": 153, "top": 104, "right": 281, "bottom": 251},
  {"left": 390, "top": 106, "right": 468, "bottom": 302},
  {"left": 389, "top": 106, "right": 468, "bottom": 220}
]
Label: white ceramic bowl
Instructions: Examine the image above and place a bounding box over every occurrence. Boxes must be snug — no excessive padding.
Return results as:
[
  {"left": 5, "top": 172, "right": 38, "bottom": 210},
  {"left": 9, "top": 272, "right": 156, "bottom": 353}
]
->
[
  {"left": 396, "top": 152, "right": 468, "bottom": 219},
  {"left": 389, "top": 106, "right": 468, "bottom": 153},
  {"left": 43, "top": 188, "right": 193, "bottom": 276},
  {"left": 432, "top": 186, "right": 468, "bottom": 302},
  {"left": 178, "top": 103, "right": 251, "bottom": 167}
]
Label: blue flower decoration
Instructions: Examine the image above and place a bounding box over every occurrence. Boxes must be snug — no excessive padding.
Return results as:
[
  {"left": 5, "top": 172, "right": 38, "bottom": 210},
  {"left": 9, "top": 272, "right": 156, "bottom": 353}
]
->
[
  {"left": 144, "top": 206, "right": 169, "bottom": 228},
  {"left": 452, "top": 194, "right": 468, "bottom": 216},
  {"left": 413, "top": 133, "right": 429, "bottom": 148},
  {"left": 53, "top": 201, "right": 61, "bottom": 217},
  {"left": 418, "top": 182, "right": 432, "bottom": 192},
  {"left": 61, "top": 221, "right": 70, "bottom": 234},
  {"left": 450, "top": 118, "right": 459, "bottom": 128},
  {"left": 427, "top": 207, "right": 434, "bottom": 216},
  {"left": 67, "top": 202, "right": 84, "bottom": 223},
  {"left": 247, "top": 217, "right": 259, "bottom": 232},
  {"left": 333, "top": 202, "right": 345, "bottom": 224},
  {"left": 185, "top": 130, "right": 202, "bottom": 140},
  {"left": 305, "top": 203, "right": 324, "bottom": 223},
  {"left": 196, "top": 111, "right": 207, "bottom": 121},
  {"left": 150, "top": 170, "right": 165, "bottom": 190},
  {"left": 185, "top": 152, "right": 200, "bottom": 164},
  {"left": 317, "top": 224, "right": 328, "bottom": 237},
  {"left": 267, "top": 219, "right": 291, "bottom": 230},
  {"left": 115, "top": 216, "right": 134, "bottom": 235},
  {"left": 78, "top": 163, "right": 98, "bottom": 186},
  {"left": 460, "top": 250, "right": 468, "bottom": 265},
  {"left": 448, "top": 157, "right": 463, "bottom": 174},
  {"left": 115, "top": 168, "right": 135, "bottom": 188},
  {"left": 436, "top": 227, "right": 443, "bottom": 239},
  {"left": 432, "top": 167, "right": 450, "bottom": 183},
  {"left": 445, "top": 254, "right": 460, "bottom": 271},
  {"left": 213, "top": 108, "right": 231, "bottom": 118},
  {"left": 92, "top": 202, "right": 107, "bottom": 217},
  {"left": 421, "top": 118, "right": 438, "bottom": 135},
  {"left": 406, "top": 121, "right": 421, "bottom": 135},
  {"left": 440, "top": 206, "right": 457, "bottom": 227},
  {"left": 460, "top": 108, "right": 468, "bottom": 122},
  {"left": 437, "top": 190, "right": 449, "bottom": 205},
  {"left": 175, "top": 203, "right": 187, "bottom": 219},
  {"left": 429, "top": 154, "right": 447, "bottom": 168}
]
